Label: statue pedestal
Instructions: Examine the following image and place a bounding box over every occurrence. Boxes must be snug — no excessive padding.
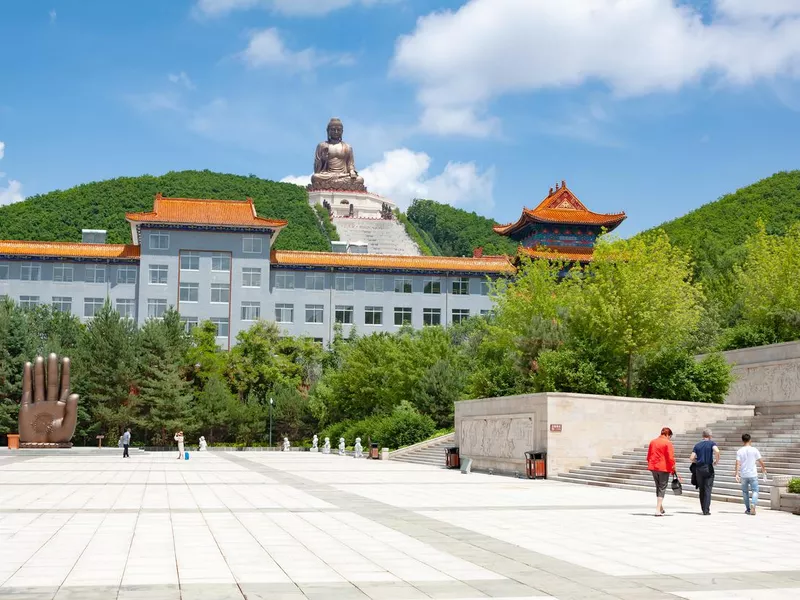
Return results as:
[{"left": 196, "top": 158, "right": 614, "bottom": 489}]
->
[
  {"left": 19, "top": 442, "right": 73, "bottom": 449},
  {"left": 308, "top": 190, "right": 395, "bottom": 219}
]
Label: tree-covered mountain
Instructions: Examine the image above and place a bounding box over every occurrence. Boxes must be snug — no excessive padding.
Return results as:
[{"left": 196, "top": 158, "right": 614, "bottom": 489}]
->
[
  {"left": 406, "top": 199, "right": 518, "bottom": 257},
  {"left": 0, "top": 170, "right": 331, "bottom": 252},
  {"left": 644, "top": 171, "right": 800, "bottom": 276}
]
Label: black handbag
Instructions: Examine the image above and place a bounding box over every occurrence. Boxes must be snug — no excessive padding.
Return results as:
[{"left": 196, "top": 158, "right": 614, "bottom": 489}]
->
[{"left": 672, "top": 475, "right": 683, "bottom": 495}]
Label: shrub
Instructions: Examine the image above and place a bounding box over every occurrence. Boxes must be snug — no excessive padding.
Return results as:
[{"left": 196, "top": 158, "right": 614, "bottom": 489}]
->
[
  {"left": 319, "top": 402, "right": 435, "bottom": 449},
  {"left": 788, "top": 478, "right": 800, "bottom": 494},
  {"left": 717, "top": 322, "right": 777, "bottom": 351},
  {"left": 637, "top": 348, "right": 734, "bottom": 403},
  {"left": 533, "top": 348, "right": 613, "bottom": 395}
]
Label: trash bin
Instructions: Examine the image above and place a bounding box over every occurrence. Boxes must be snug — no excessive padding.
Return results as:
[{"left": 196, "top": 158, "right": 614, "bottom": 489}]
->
[
  {"left": 525, "top": 451, "right": 547, "bottom": 479},
  {"left": 369, "top": 443, "right": 379, "bottom": 459},
  {"left": 445, "top": 447, "right": 460, "bottom": 469},
  {"left": 7, "top": 434, "right": 19, "bottom": 450}
]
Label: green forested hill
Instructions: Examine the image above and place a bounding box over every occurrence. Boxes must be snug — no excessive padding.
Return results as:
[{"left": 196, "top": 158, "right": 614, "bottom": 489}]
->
[
  {"left": 0, "top": 170, "right": 331, "bottom": 252},
  {"left": 407, "top": 199, "right": 518, "bottom": 257},
  {"left": 646, "top": 171, "right": 800, "bottom": 274}
]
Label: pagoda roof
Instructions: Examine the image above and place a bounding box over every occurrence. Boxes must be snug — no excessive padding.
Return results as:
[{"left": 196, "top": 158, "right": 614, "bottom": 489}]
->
[
  {"left": 271, "top": 250, "right": 515, "bottom": 274},
  {"left": 0, "top": 240, "right": 140, "bottom": 262},
  {"left": 493, "top": 181, "right": 626, "bottom": 237}
]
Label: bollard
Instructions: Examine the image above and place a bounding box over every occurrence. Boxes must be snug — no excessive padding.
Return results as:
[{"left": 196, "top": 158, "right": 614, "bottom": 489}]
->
[
  {"left": 381, "top": 448, "right": 389, "bottom": 460},
  {"left": 772, "top": 474, "right": 791, "bottom": 510}
]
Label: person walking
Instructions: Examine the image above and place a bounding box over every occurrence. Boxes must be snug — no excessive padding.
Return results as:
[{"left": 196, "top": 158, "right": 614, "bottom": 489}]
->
[
  {"left": 735, "top": 433, "right": 767, "bottom": 515},
  {"left": 691, "top": 428, "right": 720, "bottom": 515},
  {"left": 122, "top": 428, "right": 131, "bottom": 459},
  {"left": 647, "top": 427, "right": 680, "bottom": 517},
  {"left": 174, "top": 431, "right": 185, "bottom": 460}
]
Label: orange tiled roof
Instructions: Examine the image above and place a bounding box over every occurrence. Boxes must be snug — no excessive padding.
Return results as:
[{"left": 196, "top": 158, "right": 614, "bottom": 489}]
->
[
  {"left": 0, "top": 240, "right": 140, "bottom": 260},
  {"left": 126, "top": 194, "right": 288, "bottom": 228},
  {"left": 494, "top": 182, "right": 626, "bottom": 236},
  {"left": 271, "top": 250, "right": 515, "bottom": 274},
  {"left": 518, "top": 246, "right": 594, "bottom": 262}
]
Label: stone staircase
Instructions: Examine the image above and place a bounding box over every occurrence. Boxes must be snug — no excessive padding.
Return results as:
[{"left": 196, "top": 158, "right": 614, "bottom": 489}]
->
[
  {"left": 557, "top": 413, "right": 800, "bottom": 505},
  {"left": 332, "top": 217, "right": 421, "bottom": 256},
  {"left": 390, "top": 433, "right": 455, "bottom": 467}
]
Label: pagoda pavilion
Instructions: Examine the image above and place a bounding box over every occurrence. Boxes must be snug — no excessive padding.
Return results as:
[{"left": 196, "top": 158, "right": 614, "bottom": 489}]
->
[{"left": 493, "top": 180, "right": 626, "bottom": 262}]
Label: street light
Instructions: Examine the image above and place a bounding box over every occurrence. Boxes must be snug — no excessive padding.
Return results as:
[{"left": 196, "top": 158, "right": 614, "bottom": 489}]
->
[{"left": 269, "top": 397, "right": 274, "bottom": 448}]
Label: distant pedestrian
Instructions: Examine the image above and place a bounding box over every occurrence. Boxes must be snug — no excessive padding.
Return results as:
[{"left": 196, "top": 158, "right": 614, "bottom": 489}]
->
[
  {"left": 122, "top": 428, "right": 131, "bottom": 458},
  {"left": 735, "top": 433, "right": 767, "bottom": 515},
  {"left": 174, "top": 431, "right": 185, "bottom": 460},
  {"left": 647, "top": 427, "right": 680, "bottom": 517},
  {"left": 691, "top": 429, "right": 720, "bottom": 515}
]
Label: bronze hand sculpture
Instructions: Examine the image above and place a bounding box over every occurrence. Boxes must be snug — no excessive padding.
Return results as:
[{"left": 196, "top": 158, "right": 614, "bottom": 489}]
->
[{"left": 19, "top": 353, "right": 79, "bottom": 447}]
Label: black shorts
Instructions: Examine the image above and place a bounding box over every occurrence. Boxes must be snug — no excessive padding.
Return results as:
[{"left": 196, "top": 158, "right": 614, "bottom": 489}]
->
[{"left": 651, "top": 471, "right": 670, "bottom": 498}]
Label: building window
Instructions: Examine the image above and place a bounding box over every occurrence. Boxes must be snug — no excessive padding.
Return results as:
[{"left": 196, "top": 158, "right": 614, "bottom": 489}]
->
[
  {"left": 52, "top": 297, "right": 72, "bottom": 313},
  {"left": 0, "top": 264, "right": 8, "bottom": 280},
  {"left": 423, "top": 308, "right": 441, "bottom": 326},
  {"left": 275, "top": 272, "right": 294, "bottom": 290},
  {"left": 148, "top": 265, "right": 167, "bottom": 285},
  {"left": 181, "top": 252, "right": 200, "bottom": 271},
  {"left": 335, "top": 305, "right": 354, "bottom": 324},
  {"left": 394, "top": 307, "right": 412, "bottom": 326},
  {"left": 181, "top": 317, "right": 199, "bottom": 333},
  {"left": 305, "top": 304, "right": 324, "bottom": 324},
  {"left": 423, "top": 278, "right": 441, "bottom": 294},
  {"left": 20, "top": 264, "right": 41, "bottom": 281},
  {"left": 452, "top": 277, "right": 470, "bottom": 295},
  {"left": 275, "top": 303, "right": 294, "bottom": 323},
  {"left": 335, "top": 274, "right": 355, "bottom": 291},
  {"left": 85, "top": 265, "right": 107, "bottom": 284},
  {"left": 365, "top": 275, "right": 384, "bottom": 293},
  {"left": 212, "top": 253, "right": 231, "bottom": 272},
  {"left": 305, "top": 273, "right": 325, "bottom": 290},
  {"left": 210, "top": 283, "right": 230, "bottom": 303},
  {"left": 20, "top": 296, "right": 40, "bottom": 309},
  {"left": 116, "top": 299, "right": 136, "bottom": 318},
  {"left": 242, "top": 267, "right": 261, "bottom": 288},
  {"left": 179, "top": 282, "right": 199, "bottom": 303},
  {"left": 53, "top": 265, "right": 74, "bottom": 283},
  {"left": 211, "top": 317, "right": 229, "bottom": 338},
  {"left": 117, "top": 266, "right": 137, "bottom": 284},
  {"left": 243, "top": 236, "right": 262, "bottom": 254},
  {"left": 480, "top": 309, "right": 492, "bottom": 317},
  {"left": 241, "top": 301, "right": 261, "bottom": 321},
  {"left": 452, "top": 308, "right": 470, "bottom": 324},
  {"left": 394, "top": 277, "right": 412, "bottom": 294},
  {"left": 147, "top": 299, "right": 167, "bottom": 319},
  {"left": 149, "top": 233, "right": 169, "bottom": 250},
  {"left": 365, "top": 306, "right": 383, "bottom": 326},
  {"left": 481, "top": 280, "right": 491, "bottom": 296},
  {"left": 84, "top": 297, "right": 104, "bottom": 318}
]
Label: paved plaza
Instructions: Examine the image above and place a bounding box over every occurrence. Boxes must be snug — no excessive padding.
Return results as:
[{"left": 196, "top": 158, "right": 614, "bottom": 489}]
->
[{"left": 0, "top": 451, "right": 799, "bottom": 600}]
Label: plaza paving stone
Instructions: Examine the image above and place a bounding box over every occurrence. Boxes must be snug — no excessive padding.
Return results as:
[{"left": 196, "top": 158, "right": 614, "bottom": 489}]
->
[{"left": 0, "top": 450, "right": 798, "bottom": 599}]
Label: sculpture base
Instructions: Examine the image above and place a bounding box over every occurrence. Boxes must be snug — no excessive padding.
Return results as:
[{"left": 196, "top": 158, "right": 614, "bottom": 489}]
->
[
  {"left": 308, "top": 190, "right": 396, "bottom": 219},
  {"left": 19, "top": 442, "right": 73, "bottom": 449},
  {"left": 308, "top": 180, "right": 367, "bottom": 193}
]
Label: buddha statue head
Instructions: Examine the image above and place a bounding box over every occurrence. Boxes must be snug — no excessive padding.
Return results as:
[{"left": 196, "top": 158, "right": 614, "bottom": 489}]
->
[{"left": 327, "top": 118, "right": 344, "bottom": 144}]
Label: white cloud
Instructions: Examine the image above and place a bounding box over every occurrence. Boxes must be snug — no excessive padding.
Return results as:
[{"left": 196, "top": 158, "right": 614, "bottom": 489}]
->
[
  {"left": 127, "top": 91, "right": 182, "bottom": 112},
  {"left": 168, "top": 72, "right": 195, "bottom": 90},
  {"left": 393, "top": 0, "right": 800, "bottom": 137},
  {"left": 0, "top": 141, "right": 4, "bottom": 160},
  {"left": 49, "top": 9, "right": 56, "bottom": 23},
  {"left": 0, "top": 179, "right": 23, "bottom": 206},
  {"left": 241, "top": 28, "right": 353, "bottom": 71},
  {"left": 284, "top": 148, "right": 493, "bottom": 209},
  {"left": 194, "top": 0, "right": 393, "bottom": 18}
]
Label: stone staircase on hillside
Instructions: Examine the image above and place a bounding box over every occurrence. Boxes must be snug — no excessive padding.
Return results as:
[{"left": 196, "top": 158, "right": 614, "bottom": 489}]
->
[
  {"left": 391, "top": 433, "right": 455, "bottom": 467},
  {"left": 558, "top": 413, "right": 800, "bottom": 505},
  {"left": 332, "top": 217, "right": 421, "bottom": 256}
]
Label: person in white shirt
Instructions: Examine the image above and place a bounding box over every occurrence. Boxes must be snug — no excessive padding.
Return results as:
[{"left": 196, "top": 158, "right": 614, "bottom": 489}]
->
[
  {"left": 735, "top": 433, "right": 767, "bottom": 515},
  {"left": 174, "top": 431, "right": 185, "bottom": 460}
]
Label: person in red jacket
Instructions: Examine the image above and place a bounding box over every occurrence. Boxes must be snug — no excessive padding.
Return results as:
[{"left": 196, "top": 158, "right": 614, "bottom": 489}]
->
[{"left": 647, "top": 427, "right": 681, "bottom": 517}]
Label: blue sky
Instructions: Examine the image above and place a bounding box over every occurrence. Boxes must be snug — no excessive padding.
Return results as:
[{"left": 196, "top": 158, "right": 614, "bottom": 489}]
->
[{"left": 1, "top": 0, "right": 800, "bottom": 237}]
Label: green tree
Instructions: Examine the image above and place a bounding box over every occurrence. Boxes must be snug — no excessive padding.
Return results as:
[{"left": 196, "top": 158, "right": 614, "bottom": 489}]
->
[{"left": 192, "top": 374, "right": 237, "bottom": 444}]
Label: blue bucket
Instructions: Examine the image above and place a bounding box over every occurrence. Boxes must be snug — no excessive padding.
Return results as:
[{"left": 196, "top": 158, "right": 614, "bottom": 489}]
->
[{"left": 184, "top": 451, "right": 189, "bottom": 460}]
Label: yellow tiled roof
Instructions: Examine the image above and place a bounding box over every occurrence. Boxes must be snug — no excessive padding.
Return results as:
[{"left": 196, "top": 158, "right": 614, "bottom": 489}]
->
[
  {"left": 271, "top": 251, "right": 516, "bottom": 273},
  {"left": 0, "top": 240, "right": 140, "bottom": 260},
  {"left": 126, "top": 194, "right": 287, "bottom": 228}
]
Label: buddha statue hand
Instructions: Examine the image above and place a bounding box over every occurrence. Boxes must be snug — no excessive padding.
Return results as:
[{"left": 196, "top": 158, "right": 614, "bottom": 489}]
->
[{"left": 19, "top": 353, "right": 79, "bottom": 445}]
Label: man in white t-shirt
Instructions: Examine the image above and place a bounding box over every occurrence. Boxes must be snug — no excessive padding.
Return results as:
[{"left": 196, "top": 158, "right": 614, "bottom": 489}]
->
[{"left": 735, "top": 433, "right": 767, "bottom": 515}]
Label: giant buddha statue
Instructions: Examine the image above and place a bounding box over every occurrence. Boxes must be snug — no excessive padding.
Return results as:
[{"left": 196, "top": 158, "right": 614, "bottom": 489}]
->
[{"left": 309, "top": 118, "right": 367, "bottom": 192}]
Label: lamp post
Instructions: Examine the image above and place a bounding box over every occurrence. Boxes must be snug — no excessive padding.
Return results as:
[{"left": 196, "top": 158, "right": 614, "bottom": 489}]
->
[{"left": 269, "top": 397, "right": 274, "bottom": 448}]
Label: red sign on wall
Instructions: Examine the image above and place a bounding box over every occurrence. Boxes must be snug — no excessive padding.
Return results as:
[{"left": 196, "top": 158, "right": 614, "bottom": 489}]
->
[{"left": 550, "top": 424, "right": 563, "bottom": 433}]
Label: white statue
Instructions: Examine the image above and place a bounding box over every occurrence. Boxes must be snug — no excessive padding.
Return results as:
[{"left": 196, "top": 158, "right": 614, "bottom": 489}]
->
[
  {"left": 282, "top": 437, "right": 290, "bottom": 452},
  {"left": 338, "top": 437, "right": 346, "bottom": 456},
  {"left": 354, "top": 437, "right": 363, "bottom": 458},
  {"left": 323, "top": 437, "right": 331, "bottom": 454},
  {"left": 311, "top": 434, "right": 319, "bottom": 452},
  {"left": 198, "top": 436, "right": 207, "bottom": 451}
]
